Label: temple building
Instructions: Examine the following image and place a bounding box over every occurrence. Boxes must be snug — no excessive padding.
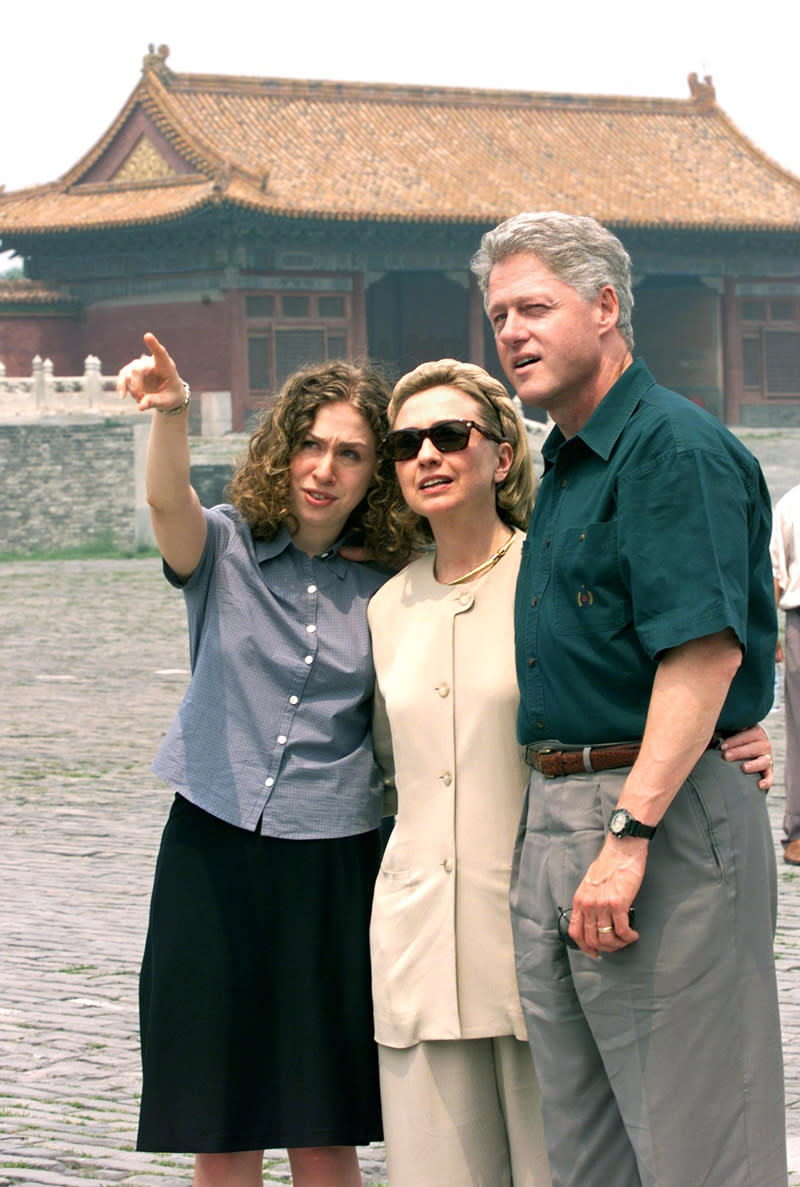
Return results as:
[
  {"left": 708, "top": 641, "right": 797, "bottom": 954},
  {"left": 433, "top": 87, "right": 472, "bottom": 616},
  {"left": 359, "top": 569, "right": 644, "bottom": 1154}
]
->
[{"left": 1, "top": 45, "right": 799, "bottom": 427}]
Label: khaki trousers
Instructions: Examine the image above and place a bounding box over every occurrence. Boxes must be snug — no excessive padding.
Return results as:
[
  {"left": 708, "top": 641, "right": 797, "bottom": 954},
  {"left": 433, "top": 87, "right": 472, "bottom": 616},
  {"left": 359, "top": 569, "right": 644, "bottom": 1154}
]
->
[
  {"left": 510, "top": 752, "right": 786, "bottom": 1187},
  {"left": 378, "top": 1035, "right": 551, "bottom": 1186}
]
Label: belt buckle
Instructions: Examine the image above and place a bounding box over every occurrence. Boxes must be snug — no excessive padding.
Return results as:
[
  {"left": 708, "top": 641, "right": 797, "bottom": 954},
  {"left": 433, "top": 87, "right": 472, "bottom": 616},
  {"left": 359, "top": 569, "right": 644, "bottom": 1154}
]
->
[{"left": 536, "top": 746, "right": 556, "bottom": 779}]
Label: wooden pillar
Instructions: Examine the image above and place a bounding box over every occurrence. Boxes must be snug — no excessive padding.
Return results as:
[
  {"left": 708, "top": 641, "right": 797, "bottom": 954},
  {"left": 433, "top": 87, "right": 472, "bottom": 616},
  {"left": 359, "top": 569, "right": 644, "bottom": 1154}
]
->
[
  {"left": 351, "top": 272, "right": 368, "bottom": 360},
  {"left": 721, "top": 277, "right": 742, "bottom": 426},
  {"left": 468, "top": 274, "right": 486, "bottom": 367}
]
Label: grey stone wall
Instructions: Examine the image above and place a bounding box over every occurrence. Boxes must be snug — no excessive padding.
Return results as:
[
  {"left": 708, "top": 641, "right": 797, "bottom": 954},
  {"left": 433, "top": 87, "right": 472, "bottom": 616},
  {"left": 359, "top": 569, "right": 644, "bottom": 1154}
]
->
[
  {"left": 0, "top": 419, "right": 240, "bottom": 557},
  {"left": 0, "top": 419, "right": 150, "bottom": 556},
  {"left": 191, "top": 463, "right": 233, "bottom": 510}
]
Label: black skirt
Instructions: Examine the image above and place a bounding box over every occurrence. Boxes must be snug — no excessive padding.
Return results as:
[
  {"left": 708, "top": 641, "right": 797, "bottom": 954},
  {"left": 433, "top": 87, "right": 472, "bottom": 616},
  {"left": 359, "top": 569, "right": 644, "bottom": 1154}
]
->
[{"left": 137, "top": 794, "right": 383, "bottom": 1153}]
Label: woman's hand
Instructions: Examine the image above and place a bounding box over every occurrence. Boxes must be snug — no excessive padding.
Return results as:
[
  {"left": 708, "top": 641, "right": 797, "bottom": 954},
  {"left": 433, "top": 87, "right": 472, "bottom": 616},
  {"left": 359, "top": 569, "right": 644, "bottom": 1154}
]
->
[
  {"left": 116, "top": 332, "right": 185, "bottom": 413},
  {"left": 721, "top": 724, "right": 774, "bottom": 791}
]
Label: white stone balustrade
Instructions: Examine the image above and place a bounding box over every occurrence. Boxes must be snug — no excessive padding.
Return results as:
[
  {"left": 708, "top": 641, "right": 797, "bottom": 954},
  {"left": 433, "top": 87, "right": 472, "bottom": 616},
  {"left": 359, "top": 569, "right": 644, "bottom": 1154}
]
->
[
  {"left": 0, "top": 354, "right": 124, "bottom": 419},
  {"left": 0, "top": 356, "right": 233, "bottom": 435}
]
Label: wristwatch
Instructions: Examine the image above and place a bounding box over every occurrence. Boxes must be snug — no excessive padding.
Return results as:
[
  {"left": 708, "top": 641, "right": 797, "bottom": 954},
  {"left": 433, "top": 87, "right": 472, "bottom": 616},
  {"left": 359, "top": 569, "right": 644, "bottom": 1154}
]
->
[{"left": 608, "top": 808, "right": 657, "bottom": 840}]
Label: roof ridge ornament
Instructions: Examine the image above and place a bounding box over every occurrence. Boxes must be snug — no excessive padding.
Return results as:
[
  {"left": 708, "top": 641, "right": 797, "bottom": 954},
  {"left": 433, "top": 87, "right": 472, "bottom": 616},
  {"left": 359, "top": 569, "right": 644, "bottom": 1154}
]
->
[
  {"left": 212, "top": 161, "right": 232, "bottom": 193},
  {"left": 688, "top": 72, "right": 716, "bottom": 111},
  {"left": 143, "top": 44, "right": 171, "bottom": 77}
]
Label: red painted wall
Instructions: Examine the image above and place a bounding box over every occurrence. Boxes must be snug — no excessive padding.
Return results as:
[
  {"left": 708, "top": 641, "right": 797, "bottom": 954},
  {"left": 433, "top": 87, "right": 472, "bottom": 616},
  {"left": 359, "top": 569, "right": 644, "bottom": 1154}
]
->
[
  {"left": 0, "top": 315, "right": 86, "bottom": 376},
  {"left": 86, "top": 299, "right": 232, "bottom": 391}
]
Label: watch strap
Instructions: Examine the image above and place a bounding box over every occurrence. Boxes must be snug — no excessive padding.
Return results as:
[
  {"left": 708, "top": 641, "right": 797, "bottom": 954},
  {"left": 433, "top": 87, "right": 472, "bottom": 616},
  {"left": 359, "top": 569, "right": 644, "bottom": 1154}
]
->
[{"left": 610, "top": 808, "right": 657, "bottom": 839}]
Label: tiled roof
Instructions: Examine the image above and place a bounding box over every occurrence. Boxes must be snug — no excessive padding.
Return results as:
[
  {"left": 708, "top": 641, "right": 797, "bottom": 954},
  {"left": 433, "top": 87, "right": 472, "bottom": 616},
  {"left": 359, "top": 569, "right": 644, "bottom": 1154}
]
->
[
  {"left": 1, "top": 51, "right": 799, "bottom": 235},
  {"left": 0, "top": 278, "right": 79, "bottom": 305}
]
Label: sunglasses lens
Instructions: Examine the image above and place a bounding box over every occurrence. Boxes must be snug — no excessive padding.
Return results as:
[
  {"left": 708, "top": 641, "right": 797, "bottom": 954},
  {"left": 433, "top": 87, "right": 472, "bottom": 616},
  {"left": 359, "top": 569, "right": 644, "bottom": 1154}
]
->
[
  {"left": 386, "top": 421, "right": 474, "bottom": 460},
  {"left": 386, "top": 431, "right": 421, "bottom": 461},
  {"left": 430, "top": 422, "right": 471, "bottom": 452}
]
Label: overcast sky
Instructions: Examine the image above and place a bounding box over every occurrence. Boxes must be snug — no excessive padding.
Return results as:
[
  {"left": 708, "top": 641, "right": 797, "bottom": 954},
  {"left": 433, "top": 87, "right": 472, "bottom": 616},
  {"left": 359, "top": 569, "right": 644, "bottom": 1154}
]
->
[{"left": 2, "top": 0, "right": 798, "bottom": 265}]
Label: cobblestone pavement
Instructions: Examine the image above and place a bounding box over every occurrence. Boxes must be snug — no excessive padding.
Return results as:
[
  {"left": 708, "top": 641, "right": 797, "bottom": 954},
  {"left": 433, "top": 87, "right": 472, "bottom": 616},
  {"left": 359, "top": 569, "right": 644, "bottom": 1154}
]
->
[{"left": 1, "top": 428, "right": 799, "bottom": 1185}]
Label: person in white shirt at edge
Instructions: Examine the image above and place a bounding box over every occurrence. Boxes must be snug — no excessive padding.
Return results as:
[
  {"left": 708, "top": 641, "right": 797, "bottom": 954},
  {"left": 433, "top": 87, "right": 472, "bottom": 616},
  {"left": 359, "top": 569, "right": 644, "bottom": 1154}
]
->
[{"left": 771, "top": 482, "right": 800, "bottom": 865}]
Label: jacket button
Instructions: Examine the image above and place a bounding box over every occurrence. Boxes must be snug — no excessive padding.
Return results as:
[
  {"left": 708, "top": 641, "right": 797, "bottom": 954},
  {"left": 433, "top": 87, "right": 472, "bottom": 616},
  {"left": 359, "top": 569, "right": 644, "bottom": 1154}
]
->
[{"left": 442, "top": 858, "right": 454, "bottom": 873}]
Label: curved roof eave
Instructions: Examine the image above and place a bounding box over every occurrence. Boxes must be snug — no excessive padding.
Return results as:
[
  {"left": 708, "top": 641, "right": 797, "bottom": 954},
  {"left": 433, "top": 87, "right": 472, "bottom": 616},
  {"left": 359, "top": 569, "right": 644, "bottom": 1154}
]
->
[{"left": 4, "top": 195, "right": 800, "bottom": 237}]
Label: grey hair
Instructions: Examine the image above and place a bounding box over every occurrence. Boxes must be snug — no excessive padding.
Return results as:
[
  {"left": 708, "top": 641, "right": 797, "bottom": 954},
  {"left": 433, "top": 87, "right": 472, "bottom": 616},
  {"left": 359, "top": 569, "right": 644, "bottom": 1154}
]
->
[{"left": 470, "top": 211, "right": 635, "bottom": 351}]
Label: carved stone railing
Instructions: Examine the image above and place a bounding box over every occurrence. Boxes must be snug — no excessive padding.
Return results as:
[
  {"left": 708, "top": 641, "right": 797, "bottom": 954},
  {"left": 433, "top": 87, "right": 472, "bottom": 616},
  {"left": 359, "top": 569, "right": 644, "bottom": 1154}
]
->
[
  {"left": 0, "top": 355, "right": 128, "bottom": 417},
  {"left": 0, "top": 356, "right": 233, "bottom": 436}
]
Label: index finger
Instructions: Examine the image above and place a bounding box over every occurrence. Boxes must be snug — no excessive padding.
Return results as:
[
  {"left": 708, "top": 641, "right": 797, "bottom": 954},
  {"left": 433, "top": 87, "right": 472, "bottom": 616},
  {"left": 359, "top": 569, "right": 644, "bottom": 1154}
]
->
[{"left": 141, "top": 331, "right": 170, "bottom": 367}]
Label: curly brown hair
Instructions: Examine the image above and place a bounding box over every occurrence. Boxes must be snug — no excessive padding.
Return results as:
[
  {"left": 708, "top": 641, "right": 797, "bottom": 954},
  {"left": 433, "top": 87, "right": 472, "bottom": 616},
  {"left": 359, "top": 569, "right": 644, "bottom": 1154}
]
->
[
  {"left": 379, "top": 359, "right": 537, "bottom": 558},
  {"left": 227, "top": 360, "right": 407, "bottom": 567}
]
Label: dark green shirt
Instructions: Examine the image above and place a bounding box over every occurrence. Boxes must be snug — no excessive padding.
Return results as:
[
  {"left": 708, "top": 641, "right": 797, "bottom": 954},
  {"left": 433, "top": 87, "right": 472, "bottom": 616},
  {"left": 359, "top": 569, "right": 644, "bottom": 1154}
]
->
[{"left": 514, "top": 359, "right": 777, "bottom": 745}]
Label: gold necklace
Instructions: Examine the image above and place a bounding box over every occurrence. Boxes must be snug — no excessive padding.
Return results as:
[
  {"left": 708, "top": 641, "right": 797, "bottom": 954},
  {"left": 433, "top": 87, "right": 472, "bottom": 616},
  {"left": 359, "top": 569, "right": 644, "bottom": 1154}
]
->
[{"left": 443, "top": 531, "right": 516, "bottom": 586}]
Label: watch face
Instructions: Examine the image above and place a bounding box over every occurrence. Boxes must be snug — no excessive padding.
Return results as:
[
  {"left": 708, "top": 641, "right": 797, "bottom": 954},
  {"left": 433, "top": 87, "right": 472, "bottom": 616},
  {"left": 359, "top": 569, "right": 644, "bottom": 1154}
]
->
[{"left": 610, "top": 809, "right": 630, "bottom": 836}]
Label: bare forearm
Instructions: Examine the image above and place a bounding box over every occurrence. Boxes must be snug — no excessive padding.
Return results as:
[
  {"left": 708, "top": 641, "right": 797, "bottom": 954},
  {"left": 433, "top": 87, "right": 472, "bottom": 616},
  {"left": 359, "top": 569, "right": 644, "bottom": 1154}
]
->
[
  {"left": 569, "top": 629, "right": 742, "bottom": 956},
  {"left": 618, "top": 628, "right": 743, "bottom": 825},
  {"left": 118, "top": 333, "right": 206, "bottom": 575},
  {"left": 146, "top": 407, "right": 193, "bottom": 514},
  {"left": 145, "top": 408, "right": 206, "bottom": 576}
]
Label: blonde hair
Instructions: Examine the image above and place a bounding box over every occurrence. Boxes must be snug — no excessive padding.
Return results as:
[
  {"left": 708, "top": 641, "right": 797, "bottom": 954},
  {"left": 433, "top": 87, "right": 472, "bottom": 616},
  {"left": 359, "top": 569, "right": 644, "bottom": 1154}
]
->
[
  {"left": 381, "top": 358, "right": 536, "bottom": 557},
  {"left": 227, "top": 359, "right": 406, "bottom": 567}
]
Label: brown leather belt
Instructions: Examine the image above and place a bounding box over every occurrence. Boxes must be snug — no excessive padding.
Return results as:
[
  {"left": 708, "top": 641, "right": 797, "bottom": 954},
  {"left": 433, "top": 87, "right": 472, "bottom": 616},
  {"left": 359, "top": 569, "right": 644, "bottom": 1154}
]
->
[
  {"left": 525, "top": 743, "right": 641, "bottom": 778},
  {"left": 525, "top": 733, "right": 733, "bottom": 779}
]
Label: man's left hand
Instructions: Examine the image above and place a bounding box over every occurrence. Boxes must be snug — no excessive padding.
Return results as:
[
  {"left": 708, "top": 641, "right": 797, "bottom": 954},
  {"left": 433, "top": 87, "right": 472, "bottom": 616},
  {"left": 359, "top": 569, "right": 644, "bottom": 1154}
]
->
[{"left": 721, "top": 723, "right": 774, "bottom": 791}]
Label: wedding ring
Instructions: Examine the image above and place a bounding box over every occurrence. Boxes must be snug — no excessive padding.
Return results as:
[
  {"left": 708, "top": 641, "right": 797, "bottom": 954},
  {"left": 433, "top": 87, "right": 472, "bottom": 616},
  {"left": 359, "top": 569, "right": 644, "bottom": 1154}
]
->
[{"left": 597, "top": 925, "right": 614, "bottom": 934}]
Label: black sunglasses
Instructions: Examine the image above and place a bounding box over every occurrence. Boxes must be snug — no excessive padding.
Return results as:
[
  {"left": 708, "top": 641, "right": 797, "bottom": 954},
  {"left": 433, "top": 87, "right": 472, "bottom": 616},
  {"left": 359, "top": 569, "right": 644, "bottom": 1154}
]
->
[{"left": 384, "top": 419, "right": 504, "bottom": 462}]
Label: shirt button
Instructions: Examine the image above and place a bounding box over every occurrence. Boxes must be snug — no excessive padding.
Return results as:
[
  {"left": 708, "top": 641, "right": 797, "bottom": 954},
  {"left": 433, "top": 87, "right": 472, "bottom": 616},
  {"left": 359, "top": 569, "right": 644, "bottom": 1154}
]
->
[
  {"left": 560, "top": 479, "right": 567, "bottom": 488},
  {"left": 442, "top": 858, "right": 454, "bottom": 873},
  {"left": 304, "top": 655, "right": 313, "bottom": 664},
  {"left": 307, "top": 584, "right": 317, "bottom": 593},
  {"left": 529, "top": 657, "right": 537, "bottom": 667},
  {"left": 536, "top": 720, "right": 544, "bottom": 730},
  {"left": 437, "top": 683, "right": 450, "bottom": 697},
  {"left": 545, "top": 538, "right": 551, "bottom": 548},
  {"left": 306, "top": 624, "right": 317, "bottom": 633},
  {"left": 265, "top": 777, "right": 274, "bottom": 788},
  {"left": 277, "top": 735, "right": 287, "bottom": 745},
  {"left": 289, "top": 695, "right": 299, "bottom": 705},
  {"left": 531, "top": 597, "right": 538, "bottom": 607},
  {"left": 441, "top": 771, "right": 453, "bottom": 786},
  {"left": 579, "top": 533, "right": 585, "bottom": 542}
]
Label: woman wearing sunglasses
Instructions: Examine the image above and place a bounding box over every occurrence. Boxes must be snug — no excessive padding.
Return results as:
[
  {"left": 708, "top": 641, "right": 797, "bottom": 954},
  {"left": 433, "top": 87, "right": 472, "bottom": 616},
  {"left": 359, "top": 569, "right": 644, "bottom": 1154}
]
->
[{"left": 367, "top": 359, "right": 774, "bottom": 1187}]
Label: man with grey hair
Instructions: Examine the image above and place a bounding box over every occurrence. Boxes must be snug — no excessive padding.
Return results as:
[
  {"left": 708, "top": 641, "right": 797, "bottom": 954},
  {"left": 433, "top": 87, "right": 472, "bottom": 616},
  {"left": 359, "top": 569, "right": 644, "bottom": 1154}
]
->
[{"left": 472, "top": 211, "right": 786, "bottom": 1186}]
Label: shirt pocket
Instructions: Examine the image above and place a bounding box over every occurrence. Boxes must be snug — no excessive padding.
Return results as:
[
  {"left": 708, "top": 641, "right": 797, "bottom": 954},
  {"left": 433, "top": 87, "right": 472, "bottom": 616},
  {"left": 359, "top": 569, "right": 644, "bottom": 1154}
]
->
[{"left": 551, "top": 522, "right": 631, "bottom": 635}]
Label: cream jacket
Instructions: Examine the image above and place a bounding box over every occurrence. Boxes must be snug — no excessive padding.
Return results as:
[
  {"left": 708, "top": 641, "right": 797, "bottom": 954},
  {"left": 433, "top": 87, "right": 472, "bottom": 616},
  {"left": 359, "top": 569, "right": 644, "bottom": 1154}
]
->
[{"left": 368, "top": 530, "right": 529, "bottom": 1048}]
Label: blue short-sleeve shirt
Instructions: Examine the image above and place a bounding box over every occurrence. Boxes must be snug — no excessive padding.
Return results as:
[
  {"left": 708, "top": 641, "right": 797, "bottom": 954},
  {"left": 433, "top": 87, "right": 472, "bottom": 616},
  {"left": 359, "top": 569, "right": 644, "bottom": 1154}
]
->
[
  {"left": 152, "top": 505, "right": 392, "bottom": 838},
  {"left": 514, "top": 359, "right": 777, "bottom": 745}
]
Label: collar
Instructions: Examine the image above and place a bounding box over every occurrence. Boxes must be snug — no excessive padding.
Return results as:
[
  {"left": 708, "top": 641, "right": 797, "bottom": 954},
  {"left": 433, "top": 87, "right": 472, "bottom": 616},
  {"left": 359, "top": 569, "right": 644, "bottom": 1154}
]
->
[
  {"left": 542, "top": 358, "right": 656, "bottom": 464},
  {"left": 253, "top": 523, "right": 352, "bottom": 579}
]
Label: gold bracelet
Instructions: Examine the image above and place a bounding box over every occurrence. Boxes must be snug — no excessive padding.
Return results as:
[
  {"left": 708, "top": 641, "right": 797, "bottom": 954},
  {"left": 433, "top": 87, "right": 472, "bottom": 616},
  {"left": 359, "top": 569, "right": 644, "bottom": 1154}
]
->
[{"left": 157, "top": 381, "right": 191, "bottom": 416}]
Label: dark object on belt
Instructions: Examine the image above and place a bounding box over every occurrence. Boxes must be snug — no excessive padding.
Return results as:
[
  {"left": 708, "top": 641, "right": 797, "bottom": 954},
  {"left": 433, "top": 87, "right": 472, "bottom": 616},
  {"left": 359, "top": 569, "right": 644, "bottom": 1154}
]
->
[{"left": 525, "top": 733, "right": 733, "bottom": 779}]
